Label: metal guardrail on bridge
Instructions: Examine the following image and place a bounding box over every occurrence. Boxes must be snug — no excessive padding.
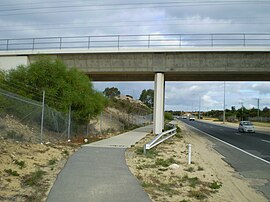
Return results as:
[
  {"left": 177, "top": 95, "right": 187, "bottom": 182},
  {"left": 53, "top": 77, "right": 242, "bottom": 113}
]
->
[{"left": 1, "top": 33, "right": 270, "bottom": 51}]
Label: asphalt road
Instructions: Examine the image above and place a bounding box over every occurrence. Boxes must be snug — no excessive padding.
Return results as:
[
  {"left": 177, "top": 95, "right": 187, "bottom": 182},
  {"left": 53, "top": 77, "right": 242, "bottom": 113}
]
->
[
  {"left": 179, "top": 118, "right": 270, "bottom": 200},
  {"left": 180, "top": 119, "right": 270, "bottom": 162}
]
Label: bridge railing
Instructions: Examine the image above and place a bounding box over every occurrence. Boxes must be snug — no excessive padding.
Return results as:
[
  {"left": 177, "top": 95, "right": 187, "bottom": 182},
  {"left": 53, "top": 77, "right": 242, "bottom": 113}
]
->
[{"left": 1, "top": 33, "right": 270, "bottom": 51}]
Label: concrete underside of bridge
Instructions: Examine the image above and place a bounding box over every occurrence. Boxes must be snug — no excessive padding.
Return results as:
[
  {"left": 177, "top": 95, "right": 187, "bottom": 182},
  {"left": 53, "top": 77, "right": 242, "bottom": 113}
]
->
[
  {"left": 27, "top": 51, "right": 270, "bottom": 81},
  {"left": 1, "top": 48, "right": 270, "bottom": 134}
]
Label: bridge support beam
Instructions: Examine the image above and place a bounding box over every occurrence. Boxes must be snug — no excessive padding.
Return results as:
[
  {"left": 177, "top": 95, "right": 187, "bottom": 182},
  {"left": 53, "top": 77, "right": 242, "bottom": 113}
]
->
[{"left": 153, "top": 72, "right": 165, "bottom": 134}]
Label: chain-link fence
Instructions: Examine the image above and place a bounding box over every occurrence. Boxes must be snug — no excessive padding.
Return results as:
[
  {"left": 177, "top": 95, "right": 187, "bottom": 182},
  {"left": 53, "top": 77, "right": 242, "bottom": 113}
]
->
[{"left": 0, "top": 88, "right": 153, "bottom": 143}]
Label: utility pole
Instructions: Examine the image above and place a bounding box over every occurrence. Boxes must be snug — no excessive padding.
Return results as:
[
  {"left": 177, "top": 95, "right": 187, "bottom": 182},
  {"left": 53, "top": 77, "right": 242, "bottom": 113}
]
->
[
  {"left": 239, "top": 102, "right": 244, "bottom": 121},
  {"left": 256, "top": 98, "right": 260, "bottom": 121},
  {"left": 198, "top": 96, "right": 201, "bottom": 119},
  {"left": 223, "top": 81, "right": 226, "bottom": 124}
]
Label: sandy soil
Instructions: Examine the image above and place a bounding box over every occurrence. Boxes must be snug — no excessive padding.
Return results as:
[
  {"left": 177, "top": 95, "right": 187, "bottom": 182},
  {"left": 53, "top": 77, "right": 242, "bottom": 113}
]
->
[
  {"left": 0, "top": 137, "right": 78, "bottom": 202},
  {"left": 126, "top": 120, "right": 267, "bottom": 202}
]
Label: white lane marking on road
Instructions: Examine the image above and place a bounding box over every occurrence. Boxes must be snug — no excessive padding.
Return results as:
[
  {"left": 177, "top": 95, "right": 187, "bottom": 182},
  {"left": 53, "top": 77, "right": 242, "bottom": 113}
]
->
[
  {"left": 262, "top": 139, "right": 270, "bottom": 144},
  {"left": 235, "top": 133, "right": 241, "bottom": 136},
  {"left": 182, "top": 122, "right": 270, "bottom": 166}
]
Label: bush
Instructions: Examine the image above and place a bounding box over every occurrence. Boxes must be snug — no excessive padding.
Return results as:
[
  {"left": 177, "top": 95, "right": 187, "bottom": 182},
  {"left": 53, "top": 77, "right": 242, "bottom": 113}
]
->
[
  {"left": 164, "top": 112, "right": 173, "bottom": 121},
  {"left": 3, "top": 57, "right": 106, "bottom": 124}
]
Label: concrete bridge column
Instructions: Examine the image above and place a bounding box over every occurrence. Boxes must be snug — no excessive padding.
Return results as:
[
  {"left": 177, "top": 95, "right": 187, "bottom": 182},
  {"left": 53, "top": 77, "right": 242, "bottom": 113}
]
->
[{"left": 153, "top": 72, "right": 165, "bottom": 134}]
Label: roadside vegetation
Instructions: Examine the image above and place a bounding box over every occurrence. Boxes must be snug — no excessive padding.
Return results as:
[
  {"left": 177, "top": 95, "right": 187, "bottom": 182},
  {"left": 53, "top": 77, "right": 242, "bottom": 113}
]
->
[
  {"left": 126, "top": 124, "right": 223, "bottom": 202},
  {"left": 0, "top": 57, "right": 106, "bottom": 124}
]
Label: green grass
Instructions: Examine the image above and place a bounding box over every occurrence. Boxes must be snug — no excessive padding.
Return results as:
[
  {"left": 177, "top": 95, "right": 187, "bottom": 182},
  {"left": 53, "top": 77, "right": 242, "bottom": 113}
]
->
[
  {"left": 252, "top": 122, "right": 270, "bottom": 127},
  {"left": 188, "top": 190, "right": 208, "bottom": 200},
  {"left": 22, "top": 170, "right": 46, "bottom": 186},
  {"left": 6, "top": 130, "right": 24, "bottom": 141},
  {"left": 48, "top": 158, "right": 57, "bottom": 165},
  {"left": 188, "top": 177, "right": 200, "bottom": 188},
  {"left": 136, "top": 147, "right": 159, "bottom": 159},
  {"left": 155, "top": 157, "right": 177, "bottom": 167}
]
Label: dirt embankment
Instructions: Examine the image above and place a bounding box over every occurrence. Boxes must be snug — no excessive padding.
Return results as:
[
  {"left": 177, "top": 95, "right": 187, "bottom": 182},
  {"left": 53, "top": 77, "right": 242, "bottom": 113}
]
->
[
  {"left": 126, "top": 120, "right": 267, "bottom": 202},
  {"left": 0, "top": 137, "right": 79, "bottom": 202}
]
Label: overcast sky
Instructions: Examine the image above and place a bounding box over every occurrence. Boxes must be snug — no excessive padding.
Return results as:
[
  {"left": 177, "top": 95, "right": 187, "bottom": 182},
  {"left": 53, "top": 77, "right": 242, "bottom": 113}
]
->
[{"left": 1, "top": 0, "right": 270, "bottom": 111}]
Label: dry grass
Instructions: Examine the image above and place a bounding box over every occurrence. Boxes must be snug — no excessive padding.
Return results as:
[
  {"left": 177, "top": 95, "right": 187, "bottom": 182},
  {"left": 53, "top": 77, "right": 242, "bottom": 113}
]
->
[{"left": 126, "top": 127, "right": 222, "bottom": 202}]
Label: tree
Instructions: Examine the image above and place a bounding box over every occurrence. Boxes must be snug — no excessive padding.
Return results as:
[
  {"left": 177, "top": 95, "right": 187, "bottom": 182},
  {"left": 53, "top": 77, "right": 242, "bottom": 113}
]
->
[
  {"left": 103, "top": 87, "right": 120, "bottom": 98},
  {"left": 3, "top": 57, "right": 106, "bottom": 123},
  {"left": 139, "top": 89, "right": 154, "bottom": 108}
]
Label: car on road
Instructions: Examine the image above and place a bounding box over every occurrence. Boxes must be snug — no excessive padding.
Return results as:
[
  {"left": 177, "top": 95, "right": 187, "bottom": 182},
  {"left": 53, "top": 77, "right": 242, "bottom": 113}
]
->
[
  {"left": 189, "top": 116, "right": 195, "bottom": 121},
  {"left": 238, "top": 121, "right": 255, "bottom": 133}
]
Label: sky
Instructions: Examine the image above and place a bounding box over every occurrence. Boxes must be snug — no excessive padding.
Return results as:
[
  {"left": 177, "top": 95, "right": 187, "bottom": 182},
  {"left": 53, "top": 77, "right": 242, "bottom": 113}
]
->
[{"left": 0, "top": 0, "right": 270, "bottom": 111}]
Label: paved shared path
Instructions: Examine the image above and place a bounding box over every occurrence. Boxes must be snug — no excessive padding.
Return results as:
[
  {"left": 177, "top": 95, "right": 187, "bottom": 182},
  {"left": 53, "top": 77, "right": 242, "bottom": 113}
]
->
[{"left": 47, "top": 125, "right": 152, "bottom": 202}]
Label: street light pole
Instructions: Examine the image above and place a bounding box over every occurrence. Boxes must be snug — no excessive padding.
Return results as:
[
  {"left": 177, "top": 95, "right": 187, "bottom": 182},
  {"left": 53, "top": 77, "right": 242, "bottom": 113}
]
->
[{"left": 256, "top": 98, "right": 260, "bottom": 121}]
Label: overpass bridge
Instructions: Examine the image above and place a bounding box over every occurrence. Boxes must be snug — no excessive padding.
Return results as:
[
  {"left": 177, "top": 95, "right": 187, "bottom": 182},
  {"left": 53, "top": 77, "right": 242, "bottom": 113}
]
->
[{"left": 0, "top": 33, "right": 270, "bottom": 134}]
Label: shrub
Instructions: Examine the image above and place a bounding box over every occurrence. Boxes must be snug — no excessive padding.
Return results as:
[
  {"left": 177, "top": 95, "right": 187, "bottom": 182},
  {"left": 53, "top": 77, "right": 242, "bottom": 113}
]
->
[
  {"left": 14, "top": 160, "right": 26, "bottom": 169},
  {"left": 4, "top": 169, "right": 20, "bottom": 176},
  {"left": 209, "top": 181, "right": 222, "bottom": 189}
]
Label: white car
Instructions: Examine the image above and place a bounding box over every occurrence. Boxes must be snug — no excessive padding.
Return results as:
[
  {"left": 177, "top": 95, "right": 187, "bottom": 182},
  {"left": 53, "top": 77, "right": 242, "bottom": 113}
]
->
[
  {"left": 238, "top": 121, "right": 255, "bottom": 133},
  {"left": 189, "top": 116, "right": 195, "bottom": 121}
]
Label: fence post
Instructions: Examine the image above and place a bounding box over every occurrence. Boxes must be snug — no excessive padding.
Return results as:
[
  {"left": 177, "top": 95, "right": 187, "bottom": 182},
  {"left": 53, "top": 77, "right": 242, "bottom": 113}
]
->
[
  {"left": 100, "top": 112, "right": 102, "bottom": 134},
  {"left": 40, "top": 91, "right": 45, "bottom": 144},
  {"left": 67, "top": 105, "right": 71, "bottom": 141}
]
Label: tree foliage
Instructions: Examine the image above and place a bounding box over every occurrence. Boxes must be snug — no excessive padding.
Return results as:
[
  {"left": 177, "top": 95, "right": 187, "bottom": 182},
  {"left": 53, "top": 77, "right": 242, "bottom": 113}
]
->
[
  {"left": 139, "top": 89, "right": 154, "bottom": 108},
  {"left": 1, "top": 57, "right": 106, "bottom": 123},
  {"left": 103, "top": 87, "right": 121, "bottom": 98},
  {"left": 207, "top": 106, "right": 270, "bottom": 121}
]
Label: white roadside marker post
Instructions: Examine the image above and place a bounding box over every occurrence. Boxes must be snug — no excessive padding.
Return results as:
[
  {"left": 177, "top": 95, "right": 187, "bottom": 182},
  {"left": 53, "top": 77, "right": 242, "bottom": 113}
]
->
[{"left": 188, "top": 144, "right": 192, "bottom": 165}]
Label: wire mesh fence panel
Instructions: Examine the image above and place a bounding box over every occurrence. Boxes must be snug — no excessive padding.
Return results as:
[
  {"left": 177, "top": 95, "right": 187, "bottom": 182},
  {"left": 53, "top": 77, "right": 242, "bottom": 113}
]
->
[
  {"left": 0, "top": 88, "right": 153, "bottom": 143},
  {"left": 0, "top": 88, "right": 70, "bottom": 143}
]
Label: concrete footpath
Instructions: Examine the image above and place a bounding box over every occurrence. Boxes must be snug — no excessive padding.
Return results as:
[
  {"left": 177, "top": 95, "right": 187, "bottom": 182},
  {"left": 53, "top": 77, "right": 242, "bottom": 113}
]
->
[{"left": 46, "top": 125, "right": 152, "bottom": 202}]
